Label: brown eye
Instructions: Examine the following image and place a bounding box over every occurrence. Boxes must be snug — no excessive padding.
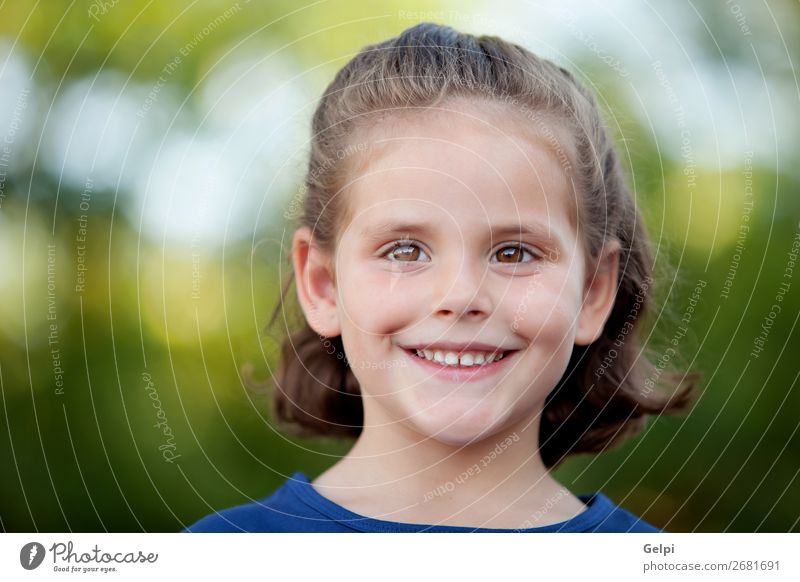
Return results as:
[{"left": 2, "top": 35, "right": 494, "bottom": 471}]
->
[
  {"left": 391, "top": 245, "right": 419, "bottom": 261},
  {"left": 494, "top": 244, "right": 536, "bottom": 264},
  {"left": 384, "top": 241, "right": 429, "bottom": 263}
]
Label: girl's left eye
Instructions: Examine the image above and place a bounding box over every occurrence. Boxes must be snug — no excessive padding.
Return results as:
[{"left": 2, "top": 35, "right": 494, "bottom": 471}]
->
[
  {"left": 381, "top": 241, "right": 539, "bottom": 264},
  {"left": 492, "top": 244, "right": 539, "bottom": 264}
]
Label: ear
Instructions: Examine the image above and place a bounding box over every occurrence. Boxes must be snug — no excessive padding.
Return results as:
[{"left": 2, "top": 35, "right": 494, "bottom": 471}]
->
[
  {"left": 574, "top": 241, "right": 621, "bottom": 346},
  {"left": 292, "top": 226, "right": 341, "bottom": 338}
]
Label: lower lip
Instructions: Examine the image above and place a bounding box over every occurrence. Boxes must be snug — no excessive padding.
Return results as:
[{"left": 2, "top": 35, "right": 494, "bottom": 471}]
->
[{"left": 402, "top": 348, "right": 519, "bottom": 382}]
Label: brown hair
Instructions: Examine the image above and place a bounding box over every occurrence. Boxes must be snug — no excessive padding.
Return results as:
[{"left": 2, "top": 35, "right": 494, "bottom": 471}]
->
[{"left": 246, "top": 22, "right": 700, "bottom": 469}]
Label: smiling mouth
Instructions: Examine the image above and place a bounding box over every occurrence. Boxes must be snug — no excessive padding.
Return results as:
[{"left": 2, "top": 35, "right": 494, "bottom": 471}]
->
[{"left": 403, "top": 348, "right": 518, "bottom": 368}]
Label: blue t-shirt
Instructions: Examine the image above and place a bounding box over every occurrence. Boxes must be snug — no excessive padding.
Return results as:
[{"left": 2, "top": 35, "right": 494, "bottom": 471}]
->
[{"left": 183, "top": 472, "right": 662, "bottom": 533}]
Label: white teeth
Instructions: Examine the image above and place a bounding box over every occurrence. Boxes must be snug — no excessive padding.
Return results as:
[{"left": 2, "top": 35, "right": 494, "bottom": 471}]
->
[{"left": 412, "top": 348, "right": 507, "bottom": 367}]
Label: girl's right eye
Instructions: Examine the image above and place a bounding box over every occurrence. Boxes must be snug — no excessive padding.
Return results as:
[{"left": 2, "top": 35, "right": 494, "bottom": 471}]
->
[{"left": 382, "top": 240, "right": 430, "bottom": 264}]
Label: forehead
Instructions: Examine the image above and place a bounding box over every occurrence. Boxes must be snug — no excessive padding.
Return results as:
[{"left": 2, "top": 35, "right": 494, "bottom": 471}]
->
[{"left": 341, "top": 100, "right": 579, "bottom": 243}]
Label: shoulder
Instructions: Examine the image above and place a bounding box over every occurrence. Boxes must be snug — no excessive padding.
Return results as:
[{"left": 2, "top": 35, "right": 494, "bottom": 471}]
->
[
  {"left": 182, "top": 500, "right": 272, "bottom": 533},
  {"left": 580, "top": 492, "right": 664, "bottom": 533},
  {"left": 181, "top": 474, "right": 308, "bottom": 533}
]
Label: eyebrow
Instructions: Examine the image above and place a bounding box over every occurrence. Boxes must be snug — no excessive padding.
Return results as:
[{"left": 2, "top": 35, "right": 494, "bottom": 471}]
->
[{"left": 361, "top": 220, "right": 564, "bottom": 247}]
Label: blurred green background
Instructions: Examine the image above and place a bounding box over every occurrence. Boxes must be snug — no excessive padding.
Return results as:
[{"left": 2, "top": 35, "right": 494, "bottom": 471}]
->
[{"left": 1, "top": 0, "right": 798, "bottom": 532}]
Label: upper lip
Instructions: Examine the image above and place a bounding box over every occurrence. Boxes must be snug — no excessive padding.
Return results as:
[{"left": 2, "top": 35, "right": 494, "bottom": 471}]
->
[{"left": 400, "top": 341, "right": 516, "bottom": 354}]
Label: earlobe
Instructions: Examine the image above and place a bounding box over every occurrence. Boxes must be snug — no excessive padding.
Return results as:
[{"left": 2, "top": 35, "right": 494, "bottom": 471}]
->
[
  {"left": 292, "top": 226, "right": 341, "bottom": 338},
  {"left": 574, "top": 241, "right": 621, "bottom": 346}
]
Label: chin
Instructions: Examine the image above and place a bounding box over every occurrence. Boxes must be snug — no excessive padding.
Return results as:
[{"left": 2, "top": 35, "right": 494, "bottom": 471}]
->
[{"left": 407, "top": 403, "right": 508, "bottom": 447}]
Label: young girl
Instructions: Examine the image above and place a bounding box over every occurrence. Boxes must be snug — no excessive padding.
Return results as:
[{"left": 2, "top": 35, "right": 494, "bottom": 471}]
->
[{"left": 184, "top": 22, "right": 697, "bottom": 533}]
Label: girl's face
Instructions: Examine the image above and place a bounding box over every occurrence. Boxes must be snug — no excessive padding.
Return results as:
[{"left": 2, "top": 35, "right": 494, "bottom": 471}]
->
[{"left": 295, "top": 102, "right": 619, "bottom": 447}]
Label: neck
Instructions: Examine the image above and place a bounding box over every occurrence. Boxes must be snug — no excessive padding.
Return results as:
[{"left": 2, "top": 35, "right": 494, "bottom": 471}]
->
[{"left": 311, "top": 404, "right": 582, "bottom": 528}]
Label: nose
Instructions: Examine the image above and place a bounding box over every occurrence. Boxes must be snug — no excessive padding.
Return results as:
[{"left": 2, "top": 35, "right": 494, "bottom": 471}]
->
[{"left": 432, "top": 252, "right": 493, "bottom": 320}]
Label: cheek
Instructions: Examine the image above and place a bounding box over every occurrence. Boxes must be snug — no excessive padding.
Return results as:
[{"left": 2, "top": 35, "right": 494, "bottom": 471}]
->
[
  {"left": 504, "top": 276, "right": 579, "bottom": 340},
  {"left": 340, "top": 267, "right": 419, "bottom": 324}
]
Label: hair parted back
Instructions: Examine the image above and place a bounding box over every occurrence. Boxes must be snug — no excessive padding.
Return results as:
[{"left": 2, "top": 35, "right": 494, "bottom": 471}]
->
[{"left": 246, "top": 22, "right": 699, "bottom": 469}]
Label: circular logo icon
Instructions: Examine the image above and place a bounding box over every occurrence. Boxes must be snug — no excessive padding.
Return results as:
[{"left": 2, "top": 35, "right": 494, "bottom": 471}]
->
[{"left": 20, "top": 542, "right": 46, "bottom": 570}]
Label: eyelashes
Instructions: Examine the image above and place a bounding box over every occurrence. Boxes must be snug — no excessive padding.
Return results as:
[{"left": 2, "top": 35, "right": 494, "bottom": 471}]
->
[{"left": 380, "top": 239, "right": 542, "bottom": 265}]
